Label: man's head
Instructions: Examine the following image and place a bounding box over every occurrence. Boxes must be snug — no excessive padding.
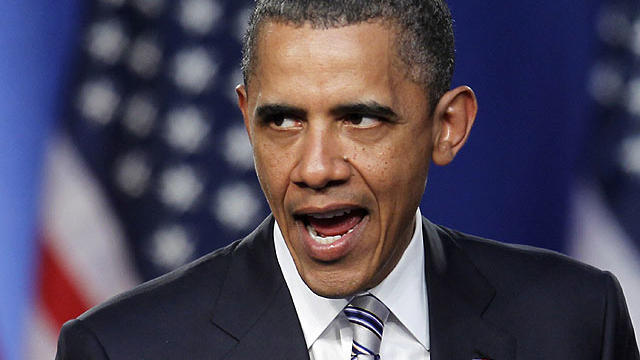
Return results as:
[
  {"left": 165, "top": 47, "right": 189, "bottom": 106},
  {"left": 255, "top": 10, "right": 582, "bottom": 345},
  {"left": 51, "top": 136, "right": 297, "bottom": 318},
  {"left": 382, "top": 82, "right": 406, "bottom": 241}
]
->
[{"left": 236, "top": 0, "right": 477, "bottom": 298}]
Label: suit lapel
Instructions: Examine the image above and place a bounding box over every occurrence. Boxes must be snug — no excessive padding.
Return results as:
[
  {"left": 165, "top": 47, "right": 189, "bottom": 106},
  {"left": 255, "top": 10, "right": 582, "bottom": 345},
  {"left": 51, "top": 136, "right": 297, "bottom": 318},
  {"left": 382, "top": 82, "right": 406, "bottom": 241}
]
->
[
  {"left": 209, "top": 215, "right": 516, "bottom": 359},
  {"left": 423, "top": 218, "right": 516, "bottom": 360},
  {"left": 210, "top": 216, "right": 309, "bottom": 360}
]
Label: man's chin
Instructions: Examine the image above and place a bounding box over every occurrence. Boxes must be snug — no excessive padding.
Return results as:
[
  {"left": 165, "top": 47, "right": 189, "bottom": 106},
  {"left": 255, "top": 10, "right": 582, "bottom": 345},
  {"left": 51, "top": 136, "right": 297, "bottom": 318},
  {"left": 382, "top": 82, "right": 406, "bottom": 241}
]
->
[
  {"left": 308, "top": 285, "right": 362, "bottom": 299},
  {"left": 300, "top": 270, "right": 373, "bottom": 299}
]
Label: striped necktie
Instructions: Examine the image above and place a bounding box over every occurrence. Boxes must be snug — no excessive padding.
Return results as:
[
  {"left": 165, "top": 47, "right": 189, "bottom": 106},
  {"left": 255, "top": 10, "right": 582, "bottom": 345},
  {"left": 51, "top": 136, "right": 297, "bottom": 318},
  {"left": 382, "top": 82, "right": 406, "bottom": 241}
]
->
[{"left": 344, "top": 294, "right": 390, "bottom": 359}]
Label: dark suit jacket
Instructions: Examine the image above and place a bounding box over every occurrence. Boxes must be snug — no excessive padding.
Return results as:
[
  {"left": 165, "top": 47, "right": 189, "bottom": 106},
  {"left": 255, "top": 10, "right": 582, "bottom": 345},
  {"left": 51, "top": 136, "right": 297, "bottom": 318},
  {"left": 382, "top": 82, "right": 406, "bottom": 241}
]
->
[{"left": 56, "top": 216, "right": 639, "bottom": 359}]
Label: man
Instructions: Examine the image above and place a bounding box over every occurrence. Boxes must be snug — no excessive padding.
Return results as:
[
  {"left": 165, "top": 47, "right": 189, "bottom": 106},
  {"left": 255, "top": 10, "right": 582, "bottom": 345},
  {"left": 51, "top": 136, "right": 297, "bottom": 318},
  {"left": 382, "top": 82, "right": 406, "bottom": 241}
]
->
[{"left": 56, "top": 0, "right": 639, "bottom": 359}]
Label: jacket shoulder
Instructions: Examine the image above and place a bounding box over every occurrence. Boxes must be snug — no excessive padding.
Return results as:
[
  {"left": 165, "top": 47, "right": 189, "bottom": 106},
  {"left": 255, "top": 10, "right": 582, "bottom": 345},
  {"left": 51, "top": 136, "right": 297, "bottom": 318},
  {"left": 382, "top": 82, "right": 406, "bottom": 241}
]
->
[
  {"left": 433, "top": 224, "right": 638, "bottom": 357},
  {"left": 436, "top": 224, "right": 606, "bottom": 284},
  {"left": 57, "top": 216, "right": 280, "bottom": 359},
  {"left": 58, "top": 239, "right": 242, "bottom": 359},
  {"left": 82, "top": 238, "right": 238, "bottom": 322}
]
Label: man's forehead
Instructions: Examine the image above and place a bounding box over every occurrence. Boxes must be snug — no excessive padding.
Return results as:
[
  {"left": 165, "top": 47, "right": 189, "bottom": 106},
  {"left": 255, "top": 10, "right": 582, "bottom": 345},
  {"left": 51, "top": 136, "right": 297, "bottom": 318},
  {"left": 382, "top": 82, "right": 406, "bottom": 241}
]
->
[
  {"left": 244, "top": 21, "right": 430, "bottom": 122},
  {"left": 254, "top": 23, "right": 400, "bottom": 88},
  {"left": 248, "top": 20, "right": 410, "bottom": 89},
  {"left": 261, "top": 22, "right": 392, "bottom": 56}
]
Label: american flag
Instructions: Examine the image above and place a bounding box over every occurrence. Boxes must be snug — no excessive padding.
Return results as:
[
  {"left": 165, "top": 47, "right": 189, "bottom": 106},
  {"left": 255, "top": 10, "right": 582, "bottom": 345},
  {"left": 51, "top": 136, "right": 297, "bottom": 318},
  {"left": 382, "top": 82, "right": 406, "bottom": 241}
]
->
[
  {"left": 25, "top": 0, "right": 261, "bottom": 357},
  {"left": 569, "top": 0, "right": 640, "bottom": 342}
]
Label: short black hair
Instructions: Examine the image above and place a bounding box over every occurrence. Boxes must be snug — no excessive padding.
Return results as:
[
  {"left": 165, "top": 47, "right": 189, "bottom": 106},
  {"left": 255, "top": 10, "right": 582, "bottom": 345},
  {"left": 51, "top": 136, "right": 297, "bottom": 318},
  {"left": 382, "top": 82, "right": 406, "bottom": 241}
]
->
[{"left": 241, "top": 0, "right": 455, "bottom": 110}]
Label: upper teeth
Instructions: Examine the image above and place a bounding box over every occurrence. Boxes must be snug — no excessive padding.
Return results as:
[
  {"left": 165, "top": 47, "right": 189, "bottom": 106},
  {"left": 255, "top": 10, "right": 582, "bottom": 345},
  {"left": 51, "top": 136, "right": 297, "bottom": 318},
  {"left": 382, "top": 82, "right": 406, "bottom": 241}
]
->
[{"left": 308, "top": 208, "right": 352, "bottom": 219}]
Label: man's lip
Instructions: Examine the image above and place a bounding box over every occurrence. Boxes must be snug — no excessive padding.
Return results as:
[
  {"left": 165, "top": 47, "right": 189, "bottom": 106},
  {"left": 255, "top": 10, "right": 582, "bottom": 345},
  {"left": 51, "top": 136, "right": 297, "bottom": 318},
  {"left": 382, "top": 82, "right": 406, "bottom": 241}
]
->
[{"left": 292, "top": 204, "right": 366, "bottom": 218}]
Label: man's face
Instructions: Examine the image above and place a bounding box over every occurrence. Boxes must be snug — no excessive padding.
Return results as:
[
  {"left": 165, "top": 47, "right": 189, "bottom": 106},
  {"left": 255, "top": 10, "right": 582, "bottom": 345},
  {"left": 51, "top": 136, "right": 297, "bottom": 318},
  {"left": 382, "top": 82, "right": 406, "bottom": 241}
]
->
[{"left": 238, "top": 21, "right": 435, "bottom": 297}]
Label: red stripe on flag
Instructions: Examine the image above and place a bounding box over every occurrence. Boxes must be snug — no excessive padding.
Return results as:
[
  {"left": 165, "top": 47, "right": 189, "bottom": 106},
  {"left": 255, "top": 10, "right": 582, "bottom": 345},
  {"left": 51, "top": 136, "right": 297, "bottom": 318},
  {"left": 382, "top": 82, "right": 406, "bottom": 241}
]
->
[{"left": 37, "top": 234, "right": 90, "bottom": 330}]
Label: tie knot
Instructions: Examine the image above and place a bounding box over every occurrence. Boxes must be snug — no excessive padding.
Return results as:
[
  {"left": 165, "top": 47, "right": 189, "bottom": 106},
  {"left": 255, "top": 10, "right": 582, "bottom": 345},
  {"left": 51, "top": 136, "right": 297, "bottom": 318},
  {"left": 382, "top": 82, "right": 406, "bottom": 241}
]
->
[{"left": 344, "top": 294, "right": 390, "bottom": 359}]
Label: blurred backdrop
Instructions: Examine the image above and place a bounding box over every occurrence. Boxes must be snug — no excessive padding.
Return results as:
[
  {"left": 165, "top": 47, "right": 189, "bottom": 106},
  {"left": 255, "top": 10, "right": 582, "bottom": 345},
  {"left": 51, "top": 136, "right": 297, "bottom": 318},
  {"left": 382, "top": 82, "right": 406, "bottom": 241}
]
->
[{"left": 1, "top": 0, "right": 638, "bottom": 359}]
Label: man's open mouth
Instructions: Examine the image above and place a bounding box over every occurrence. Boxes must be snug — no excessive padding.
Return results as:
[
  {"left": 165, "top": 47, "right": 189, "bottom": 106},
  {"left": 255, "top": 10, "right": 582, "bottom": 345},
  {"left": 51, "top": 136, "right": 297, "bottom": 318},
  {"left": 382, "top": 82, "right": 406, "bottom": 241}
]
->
[{"left": 297, "top": 208, "right": 367, "bottom": 245}]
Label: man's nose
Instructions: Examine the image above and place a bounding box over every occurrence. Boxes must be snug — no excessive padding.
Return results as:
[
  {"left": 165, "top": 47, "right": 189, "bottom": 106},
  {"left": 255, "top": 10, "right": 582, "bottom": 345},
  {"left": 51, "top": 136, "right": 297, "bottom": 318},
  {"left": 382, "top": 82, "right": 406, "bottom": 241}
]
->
[{"left": 291, "top": 125, "right": 351, "bottom": 190}]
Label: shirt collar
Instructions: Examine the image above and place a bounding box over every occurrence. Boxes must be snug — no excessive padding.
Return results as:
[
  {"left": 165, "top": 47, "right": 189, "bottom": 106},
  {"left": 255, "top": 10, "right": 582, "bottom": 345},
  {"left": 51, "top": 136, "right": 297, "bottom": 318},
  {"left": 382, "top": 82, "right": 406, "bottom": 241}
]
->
[
  {"left": 274, "top": 217, "right": 348, "bottom": 350},
  {"left": 369, "top": 209, "right": 430, "bottom": 350},
  {"left": 273, "top": 209, "right": 429, "bottom": 350}
]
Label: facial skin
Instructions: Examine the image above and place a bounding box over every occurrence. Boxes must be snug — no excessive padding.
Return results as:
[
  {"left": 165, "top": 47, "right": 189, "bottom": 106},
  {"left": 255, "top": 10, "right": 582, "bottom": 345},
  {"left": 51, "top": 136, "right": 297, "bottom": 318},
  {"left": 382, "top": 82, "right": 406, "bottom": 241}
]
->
[{"left": 237, "top": 21, "right": 477, "bottom": 298}]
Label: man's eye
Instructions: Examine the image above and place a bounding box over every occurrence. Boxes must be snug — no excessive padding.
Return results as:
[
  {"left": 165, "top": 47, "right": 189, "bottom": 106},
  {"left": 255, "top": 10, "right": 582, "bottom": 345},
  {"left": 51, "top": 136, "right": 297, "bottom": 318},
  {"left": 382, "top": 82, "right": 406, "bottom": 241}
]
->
[
  {"left": 270, "top": 117, "right": 301, "bottom": 129},
  {"left": 344, "top": 114, "right": 381, "bottom": 128}
]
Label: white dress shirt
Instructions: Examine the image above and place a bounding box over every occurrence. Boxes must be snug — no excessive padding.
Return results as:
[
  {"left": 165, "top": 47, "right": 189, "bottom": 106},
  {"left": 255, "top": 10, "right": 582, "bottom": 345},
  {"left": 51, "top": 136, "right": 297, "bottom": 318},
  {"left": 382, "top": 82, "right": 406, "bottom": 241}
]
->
[{"left": 274, "top": 209, "right": 431, "bottom": 359}]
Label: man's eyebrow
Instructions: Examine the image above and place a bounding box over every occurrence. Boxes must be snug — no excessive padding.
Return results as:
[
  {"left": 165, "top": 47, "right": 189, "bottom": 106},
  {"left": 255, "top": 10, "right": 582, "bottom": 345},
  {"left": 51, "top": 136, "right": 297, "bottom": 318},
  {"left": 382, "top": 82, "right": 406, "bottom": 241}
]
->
[
  {"left": 255, "top": 104, "right": 307, "bottom": 119},
  {"left": 330, "top": 101, "right": 398, "bottom": 120}
]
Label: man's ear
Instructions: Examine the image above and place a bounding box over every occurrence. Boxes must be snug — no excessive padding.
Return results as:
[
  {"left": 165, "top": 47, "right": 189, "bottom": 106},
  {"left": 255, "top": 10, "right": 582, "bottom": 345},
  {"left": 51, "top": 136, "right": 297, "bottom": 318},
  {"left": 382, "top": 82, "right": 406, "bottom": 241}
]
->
[
  {"left": 431, "top": 85, "right": 477, "bottom": 166},
  {"left": 236, "top": 84, "right": 253, "bottom": 144}
]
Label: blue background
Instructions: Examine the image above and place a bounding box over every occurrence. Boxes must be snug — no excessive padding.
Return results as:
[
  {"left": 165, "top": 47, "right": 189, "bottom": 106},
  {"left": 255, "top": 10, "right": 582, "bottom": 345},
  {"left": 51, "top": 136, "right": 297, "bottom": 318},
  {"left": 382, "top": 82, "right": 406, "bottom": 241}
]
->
[
  {"left": 0, "top": 2, "right": 82, "bottom": 360},
  {"left": 0, "top": 1, "right": 606, "bottom": 359},
  {"left": 427, "top": 0, "right": 598, "bottom": 249}
]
